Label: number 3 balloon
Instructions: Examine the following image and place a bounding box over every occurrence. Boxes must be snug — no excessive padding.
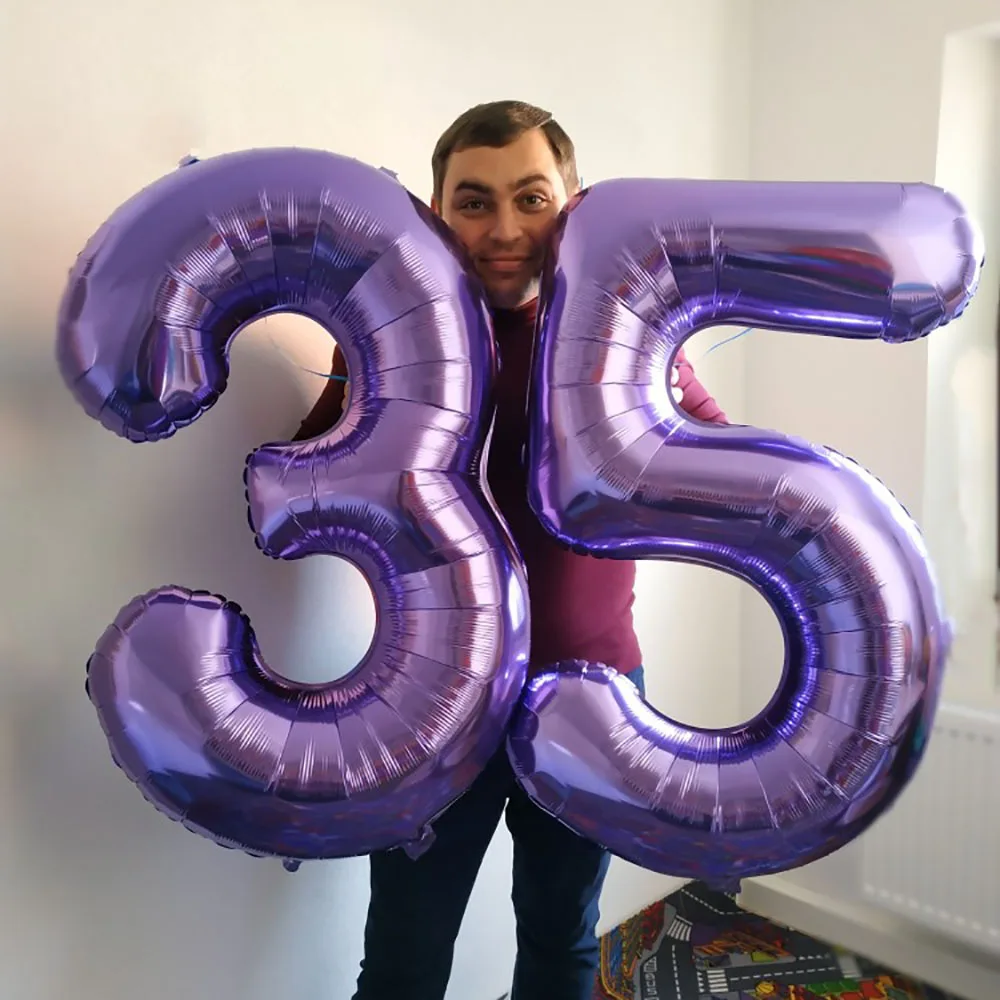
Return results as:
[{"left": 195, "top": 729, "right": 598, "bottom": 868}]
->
[
  {"left": 57, "top": 149, "right": 530, "bottom": 862},
  {"left": 509, "top": 178, "right": 982, "bottom": 889}
]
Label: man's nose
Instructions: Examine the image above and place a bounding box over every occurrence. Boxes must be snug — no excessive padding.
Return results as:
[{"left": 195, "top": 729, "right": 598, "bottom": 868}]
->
[{"left": 489, "top": 204, "right": 522, "bottom": 243}]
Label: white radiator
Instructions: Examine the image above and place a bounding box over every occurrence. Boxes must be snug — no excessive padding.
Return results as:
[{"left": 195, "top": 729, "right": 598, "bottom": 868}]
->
[{"left": 861, "top": 703, "right": 1000, "bottom": 954}]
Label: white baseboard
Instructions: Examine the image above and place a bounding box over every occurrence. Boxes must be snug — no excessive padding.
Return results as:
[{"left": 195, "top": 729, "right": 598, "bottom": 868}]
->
[{"left": 738, "top": 876, "right": 1000, "bottom": 1000}]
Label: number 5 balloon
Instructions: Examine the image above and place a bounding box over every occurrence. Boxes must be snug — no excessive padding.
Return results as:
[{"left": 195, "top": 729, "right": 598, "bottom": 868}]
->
[
  {"left": 56, "top": 149, "right": 530, "bottom": 862},
  {"left": 510, "top": 179, "right": 983, "bottom": 890}
]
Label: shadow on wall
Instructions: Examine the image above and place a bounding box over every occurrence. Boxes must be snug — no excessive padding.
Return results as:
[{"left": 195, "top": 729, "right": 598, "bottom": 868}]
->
[{"left": 0, "top": 334, "right": 369, "bottom": 1000}]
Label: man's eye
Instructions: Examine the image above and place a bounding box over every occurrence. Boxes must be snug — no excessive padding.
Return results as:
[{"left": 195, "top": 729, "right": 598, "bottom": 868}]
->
[
  {"left": 521, "top": 193, "right": 549, "bottom": 209},
  {"left": 461, "top": 199, "right": 486, "bottom": 212}
]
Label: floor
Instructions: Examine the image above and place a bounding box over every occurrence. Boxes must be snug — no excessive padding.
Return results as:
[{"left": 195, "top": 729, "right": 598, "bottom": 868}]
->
[{"left": 593, "top": 881, "right": 965, "bottom": 1000}]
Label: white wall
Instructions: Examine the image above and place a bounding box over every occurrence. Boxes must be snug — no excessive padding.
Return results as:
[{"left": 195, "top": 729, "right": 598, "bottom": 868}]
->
[
  {"left": 741, "top": 1, "right": 1000, "bottom": 996},
  {"left": 0, "top": 2, "right": 750, "bottom": 998},
  {"left": 927, "top": 31, "right": 1000, "bottom": 704}
]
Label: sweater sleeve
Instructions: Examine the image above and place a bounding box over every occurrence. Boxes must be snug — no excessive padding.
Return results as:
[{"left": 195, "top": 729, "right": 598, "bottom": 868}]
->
[
  {"left": 672, "top": 347, "right": 727, "bottom": 424},
  {"left": 291, "top": 346, "right": 349, "bottom": 441}
]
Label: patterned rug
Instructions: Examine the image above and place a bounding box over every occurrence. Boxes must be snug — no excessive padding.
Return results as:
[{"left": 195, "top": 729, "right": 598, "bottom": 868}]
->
[{"left": 594, "top": 882, "right": 964, "bottom": 1000}]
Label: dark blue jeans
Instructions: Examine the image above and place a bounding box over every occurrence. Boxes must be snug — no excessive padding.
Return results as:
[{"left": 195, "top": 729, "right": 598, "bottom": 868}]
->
[{"left": 352, "top": 666, "right": 645, "bottom": 1000}]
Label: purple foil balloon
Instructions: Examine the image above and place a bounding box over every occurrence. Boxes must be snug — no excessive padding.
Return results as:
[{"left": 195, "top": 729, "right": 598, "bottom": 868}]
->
[
  {"left": 509, "top": 179, "right": 983, "bottom": 891},
  {"left": 57, "top": 148, "right": 530, "bottom": 862}
]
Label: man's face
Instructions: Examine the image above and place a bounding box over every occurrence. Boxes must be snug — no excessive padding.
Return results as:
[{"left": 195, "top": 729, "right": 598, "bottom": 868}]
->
[{"left": 434, "top": 129, "right": 574, "bottom": 308}]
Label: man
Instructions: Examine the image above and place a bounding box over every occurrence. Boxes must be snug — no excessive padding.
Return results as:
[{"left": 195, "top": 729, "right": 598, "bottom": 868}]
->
[{"left": 294, "top": 101, "right": 726, "bottom": 1000}]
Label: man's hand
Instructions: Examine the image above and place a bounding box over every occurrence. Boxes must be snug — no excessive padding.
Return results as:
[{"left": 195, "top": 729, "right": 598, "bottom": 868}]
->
[
  {"left": 670, "top": 364, "right": 683, "bottom": 405},
  {"left": 672, "top": 349, "right": 727, "bottom": 424}
]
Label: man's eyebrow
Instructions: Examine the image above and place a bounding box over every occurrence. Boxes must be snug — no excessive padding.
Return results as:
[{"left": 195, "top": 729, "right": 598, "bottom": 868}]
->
[
  {"left": 453, "top": 179, "right": 493, "bottom": 196},
  {"left": 510, "top": 173, "right": 551, "bottom": 190}
]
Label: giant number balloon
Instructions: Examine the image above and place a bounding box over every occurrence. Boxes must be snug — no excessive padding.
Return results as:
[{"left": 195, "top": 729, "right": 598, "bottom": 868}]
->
[
  {"left": 508, "top": 179, "right": 982, "bottom": 889},
  {"left": 57, "top": 149, "right": 530, "bottom": 862},
  {"left": 58, "top": 150, "right": 981, "bottom": 884}
]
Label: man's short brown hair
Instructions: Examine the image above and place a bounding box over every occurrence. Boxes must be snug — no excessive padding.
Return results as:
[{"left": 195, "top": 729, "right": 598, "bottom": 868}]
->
[{"left": 431, "top": 100, "right": 579, "bottom": 204}]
